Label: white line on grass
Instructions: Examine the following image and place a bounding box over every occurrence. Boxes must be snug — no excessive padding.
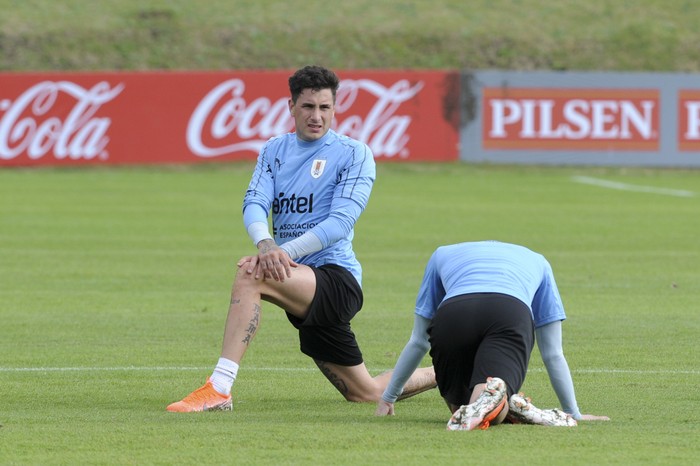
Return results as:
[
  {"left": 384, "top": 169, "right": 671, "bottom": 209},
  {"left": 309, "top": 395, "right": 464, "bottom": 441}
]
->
[
  {"left": 0, "top": 366, "right": 311, "bottom": 372},
  {"left": 1, "top": 366, "right": 698, "bottom": 375},
  {"left": 571, "top": 175, "right": 695, "bottom": 198},
  {"left": 531, "top": 368, "right": 700, "bottom": 375}
]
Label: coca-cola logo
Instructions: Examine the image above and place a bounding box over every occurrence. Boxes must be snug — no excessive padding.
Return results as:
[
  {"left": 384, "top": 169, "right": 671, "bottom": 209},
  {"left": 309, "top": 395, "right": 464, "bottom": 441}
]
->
[
  {"left": 187, "top": 78, "right": 423, "bottom": 158},
  {"left": 0, "top": 81, "right": 123, "bottom": 161}
]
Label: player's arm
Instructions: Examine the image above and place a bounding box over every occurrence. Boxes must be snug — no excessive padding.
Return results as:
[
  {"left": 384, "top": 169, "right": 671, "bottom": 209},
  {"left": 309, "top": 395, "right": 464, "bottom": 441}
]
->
[
  {"left": 244, "top": 197, "right": 359, "bottom": 279},
  {"left": 281, "top": 144, "right": 375, "bottom": 259},
  {"left": 536, "top": 321, "right": 582, "bottom": 419},
  {"left": 377, "top": 253, "right": 441, "bottom": 416},
  {"left": 536, "top": 322, "right": 610, "bottom": 421},
  {"left": 241, "top": 153, "right": 297, "bottom": 281},
  {"left": 534, "top": 260, "right": 609, "bottom": 421},
  {"left": 375, "top": 315, "right": 431, "bottom": 416},
  {"left": 292, "top": 198, "right": 361, "bottom": 252}
]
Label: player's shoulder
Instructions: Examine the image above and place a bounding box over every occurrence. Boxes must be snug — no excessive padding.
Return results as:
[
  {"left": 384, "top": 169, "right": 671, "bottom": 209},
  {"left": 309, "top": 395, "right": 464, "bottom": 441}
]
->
[
  {"left": 328, "top": 130, "right": 373, "bottom": 154},
  {"left": 262, "top": 132, "right": 295, "bottom": 151}
]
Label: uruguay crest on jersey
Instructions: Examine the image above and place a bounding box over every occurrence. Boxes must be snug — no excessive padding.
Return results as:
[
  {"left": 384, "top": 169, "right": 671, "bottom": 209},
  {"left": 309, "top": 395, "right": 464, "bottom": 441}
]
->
[{"left": 311, "top": 159, "right": 326, "bottom": 178}]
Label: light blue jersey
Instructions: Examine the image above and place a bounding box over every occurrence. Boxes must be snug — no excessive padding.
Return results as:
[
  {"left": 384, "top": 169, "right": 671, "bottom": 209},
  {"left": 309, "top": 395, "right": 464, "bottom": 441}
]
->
[
  {"left": 384, "top": 241, "right": 581, "bottom": 416},
  {"left": 415, "top": 241, "right": 566, "bottom": 328},
  {"left": 243, "top": 129, "right": 375, "bottom": 285}
]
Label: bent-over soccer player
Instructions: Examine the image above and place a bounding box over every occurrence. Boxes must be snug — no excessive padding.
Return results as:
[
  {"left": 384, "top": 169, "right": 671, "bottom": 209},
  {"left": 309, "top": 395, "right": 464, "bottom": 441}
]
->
[{"left": 375, "top": 241, "right": 610, "bottom": 429}]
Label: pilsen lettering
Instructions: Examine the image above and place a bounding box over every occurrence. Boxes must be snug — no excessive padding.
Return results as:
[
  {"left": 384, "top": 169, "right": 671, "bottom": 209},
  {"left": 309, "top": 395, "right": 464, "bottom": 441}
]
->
[
  {"left": 487, "top": 98, "right": 656, "bottom": 140},
  {"left": 683, "top": 101, "right": 700, "bottom": 139}
]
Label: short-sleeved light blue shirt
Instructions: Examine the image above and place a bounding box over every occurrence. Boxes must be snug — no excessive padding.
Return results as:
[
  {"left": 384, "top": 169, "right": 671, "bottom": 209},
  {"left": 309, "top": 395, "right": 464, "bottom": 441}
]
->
[{"left": 414, "top": 241, "right": 566, "bottom": 328}]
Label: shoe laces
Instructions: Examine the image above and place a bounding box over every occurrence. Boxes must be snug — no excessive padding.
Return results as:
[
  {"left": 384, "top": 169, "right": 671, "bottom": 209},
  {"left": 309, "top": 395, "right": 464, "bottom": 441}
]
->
[{"left": 182, "top": 383, "right": 220, "bottom": 404}]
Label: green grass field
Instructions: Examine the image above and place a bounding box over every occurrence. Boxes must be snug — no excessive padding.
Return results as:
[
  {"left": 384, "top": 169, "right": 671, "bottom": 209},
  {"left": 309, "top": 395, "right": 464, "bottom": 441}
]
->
[
  {"left": 2, "top": 0, "right": 699, "bottom": 464},
  {"left": 0, "top": 163, "right": 698, "bottom": 464}
]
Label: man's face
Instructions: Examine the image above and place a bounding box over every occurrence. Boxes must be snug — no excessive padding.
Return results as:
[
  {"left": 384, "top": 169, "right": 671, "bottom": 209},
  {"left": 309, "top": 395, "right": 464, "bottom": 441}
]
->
[{"left": 289, "top": 88, "right": 335, "bottom": 142}]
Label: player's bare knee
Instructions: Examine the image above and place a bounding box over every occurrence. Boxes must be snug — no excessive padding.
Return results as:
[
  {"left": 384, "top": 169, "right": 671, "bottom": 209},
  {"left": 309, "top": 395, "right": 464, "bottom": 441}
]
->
[
  {"left": 343, "top": 390, "right": 377, "bottom": 403},
  {"left": 233, "top": 266, "right": 263, "bottom": 292},
  {"left": 344, "top": 384, "right": 382, "bottom": 403},
  {"left": 234, "top": 266, "right": 253, "bottom": 283}
]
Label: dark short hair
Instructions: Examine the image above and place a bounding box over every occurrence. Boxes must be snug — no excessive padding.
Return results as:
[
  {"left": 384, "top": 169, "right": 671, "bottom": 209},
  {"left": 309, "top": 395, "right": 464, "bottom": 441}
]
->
[{"left": 288, "top": 65, "right": 340, "bottom": 103}]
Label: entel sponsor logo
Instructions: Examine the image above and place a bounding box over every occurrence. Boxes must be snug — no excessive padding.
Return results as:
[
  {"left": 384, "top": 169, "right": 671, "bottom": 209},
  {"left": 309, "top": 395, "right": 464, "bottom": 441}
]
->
[
  {"left": 272, "top": 192, "right": 314, "bottom": 215},
  {"left": 482, "top": 88, "right": 659, "bottom": 150},
  {"left": 186, "top": 78, "right": 423, "bottom": 159},
  {"left": 0, "top": 81, "right": 123, "bottom": 161}
]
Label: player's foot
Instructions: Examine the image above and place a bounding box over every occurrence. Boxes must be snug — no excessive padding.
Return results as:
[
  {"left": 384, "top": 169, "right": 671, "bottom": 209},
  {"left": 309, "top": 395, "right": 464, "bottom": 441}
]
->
[
  {"left": 447, "top": 376, "right": 507, "bottom": 431},
  {"left": 166, "top": 379, "right": 232, "bottom": 413},
  {"left": 507, "top": 393, "right": 577, "bottom": 427}
]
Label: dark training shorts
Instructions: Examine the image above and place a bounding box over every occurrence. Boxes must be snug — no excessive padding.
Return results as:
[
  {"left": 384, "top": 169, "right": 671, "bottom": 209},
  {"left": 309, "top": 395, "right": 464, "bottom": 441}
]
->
[
  {"left": 285, "top": 264, "right": 364, "bottom": 366},
  {"left": 427, "top": 292, "right": 535, "bottom": 406}
]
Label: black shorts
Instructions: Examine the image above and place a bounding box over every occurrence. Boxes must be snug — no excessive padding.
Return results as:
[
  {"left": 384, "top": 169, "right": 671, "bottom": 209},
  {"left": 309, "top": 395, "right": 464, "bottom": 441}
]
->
[
  {"left": 285, "top": 264, "right": 364, "bottom": 366},
  {"left": 427, "top": 293, "right": 534, "bottom": 406}
]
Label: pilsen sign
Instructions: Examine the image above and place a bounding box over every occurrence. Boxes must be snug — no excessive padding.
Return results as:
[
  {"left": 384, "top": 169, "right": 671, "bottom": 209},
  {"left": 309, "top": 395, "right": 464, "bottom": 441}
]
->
[
  {"left": 0, "top": 71, "right": 460, "bottom": 167},
  {"left": 461, "top": 70, "right": 700, "bottom": 167},
  {"left": 482, "top": 88, "right": 660, "bottom": 151}
]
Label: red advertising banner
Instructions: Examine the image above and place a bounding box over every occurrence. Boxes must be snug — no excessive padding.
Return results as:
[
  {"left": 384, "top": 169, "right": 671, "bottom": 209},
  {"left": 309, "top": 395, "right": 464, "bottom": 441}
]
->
[
  {"left": 481, "top": 88, "right": 660, "bottom": 151},
  {"left": 678, "top": 90, "right": 700, "bottom": 151},
  {"left": 0, "top": 70, "right": 460, "bottom": 167}
]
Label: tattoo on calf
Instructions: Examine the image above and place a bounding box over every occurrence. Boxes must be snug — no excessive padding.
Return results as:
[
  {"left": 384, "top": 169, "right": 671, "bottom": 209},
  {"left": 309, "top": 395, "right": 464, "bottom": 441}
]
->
[
  {"left": 316, "top": 361, "right": 349, "bottom": 396},
  {"left": 241, "top": 303, "right": 260, "bottom": 345}
]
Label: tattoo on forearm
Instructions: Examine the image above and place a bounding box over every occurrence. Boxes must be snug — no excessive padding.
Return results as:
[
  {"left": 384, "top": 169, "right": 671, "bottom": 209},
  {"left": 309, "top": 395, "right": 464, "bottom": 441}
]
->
[
  {"left": 259, "top": 239, "right": 275, "bottom": 254},
  {"left": 241, "top": 303, "right": 260, "bottom": 345},
  {"left": 316, "top": 361, "right": 349, "bottom": 396}
]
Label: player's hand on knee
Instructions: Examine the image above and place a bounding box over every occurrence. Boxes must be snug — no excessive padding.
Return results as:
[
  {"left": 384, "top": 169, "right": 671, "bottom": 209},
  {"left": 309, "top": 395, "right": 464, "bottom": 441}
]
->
[
  {"left": 258, "top": 247, "right": 296, "bottom": 282},
  {"left": 237, "top": 255, "right": 255, "bottom": 266},
  {"left": 237, "top": 255, "right": 257, "bottom": 272}
]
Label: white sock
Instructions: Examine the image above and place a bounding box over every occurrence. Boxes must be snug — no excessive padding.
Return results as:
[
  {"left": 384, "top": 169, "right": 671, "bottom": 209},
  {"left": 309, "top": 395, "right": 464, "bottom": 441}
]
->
[{"left": 210, "top": 357, "right": 239, "bottom": 396}]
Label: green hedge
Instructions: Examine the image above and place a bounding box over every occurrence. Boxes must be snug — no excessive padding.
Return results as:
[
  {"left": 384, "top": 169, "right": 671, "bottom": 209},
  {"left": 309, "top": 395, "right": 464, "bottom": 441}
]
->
[{"left": 1, "top": 0, "right": 699, "bottom": 72}]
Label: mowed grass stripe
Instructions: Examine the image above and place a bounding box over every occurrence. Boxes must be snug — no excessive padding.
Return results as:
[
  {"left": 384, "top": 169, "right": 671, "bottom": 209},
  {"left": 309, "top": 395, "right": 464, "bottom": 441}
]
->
[
  {"left": 1, "top": 163, "right": 698, "bottom": 465},
  {"left": 2, "top": 366, "right": 698, "bottom": 375}
]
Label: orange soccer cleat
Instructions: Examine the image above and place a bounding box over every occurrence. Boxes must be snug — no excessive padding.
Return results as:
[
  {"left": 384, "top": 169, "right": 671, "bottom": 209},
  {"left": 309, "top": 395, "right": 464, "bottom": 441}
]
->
[{"left": 166, "top": 379, "right": 232, "bottom": 413}]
